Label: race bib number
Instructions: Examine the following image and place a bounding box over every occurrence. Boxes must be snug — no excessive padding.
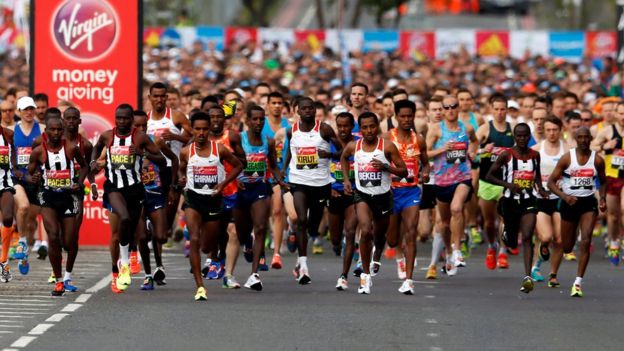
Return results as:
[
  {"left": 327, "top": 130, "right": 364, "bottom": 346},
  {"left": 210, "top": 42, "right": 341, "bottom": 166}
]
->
[
  {"left": 110, "top": 146, "right": 136, "bottom": 170},
  {"left": 611, "top": 150, "right": 624, "bottom": 169},
  {"left": 46, "top": 169, "right": 71, "bottom": 189},
  {"left": 142, "top": 161, "right": 160, "bottom": 187},
  {"left": 331, "top": 161, "right": 354, "bottom": 182},
  {"left": 0, "top": 146, "right": 9, "bottom": 170},
  {"left": 243, "top": 152, "right": 267, "bottom": 181},
  {"left": 392, "top": 159, "right": 416, "bottom": 183},
  {"left": 295, "top": 147, "right": 318, "bottom": 170},
  {"left": 358, "top": 164, "right": 382, "bottom": 188},
  {"left": 446, "top": 142, "right": 467, "bottom": 164},
  {"left": 193, "top": 166, "right": 218, "bottom": 190},
  {"left": 570, "top": 169, "right": 594, "bottom": 188},
  {"left": 513, "top": 170, "right": 535, "bottom": 190},
  {"left": 17, "top": 147, "right": 31, "bottom": 167},
  {"left": 490, "top": 147, "right": 508, "bottom": 162},
  {"left": 275, "top": 142, "right": 283, "bottom": 164}
]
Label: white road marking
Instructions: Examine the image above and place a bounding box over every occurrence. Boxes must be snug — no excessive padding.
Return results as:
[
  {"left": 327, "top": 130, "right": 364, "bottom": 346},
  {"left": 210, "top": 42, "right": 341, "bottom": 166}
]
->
[
  {"left": 61, "top": 304, "right": 82, "bottom": 312},
  {"left": 0, "top": 311, "right": 47, "bottom": 315},
  {"left": 0, "top": 307, "right": 48, "bottom": 311},
  {"left": 10, "top": 336, "right": 36, "bottom": 348},
  {"left": 427, "top": 333, "right": 439, "bottom": 337},
  {"left": 45, "top": 314, "right": 68, "bottom": 322},
  {"left": 28, "top": 323, "right": 54, "bottom": 335},
  {"left": 0, "top": 331, "right": 14, "bottom": 334},
  {"left": 425, "top": 319, "right": 438, "bottom": 324},
  {"left": 430, "top": 347, "right": 443, "bottom": 351},
  {"left": 425, "top": 295, "right": 436, "bottom": 299},
  {"left": 85, "top": 274, "right": 112, "bottom": 293},
  {"left": 0, "top": 303, "right": 54, "bottom": 307},
  {"left": 3, "top": 348, "right": 19, "bottom": 351},
  {"left": 0, "top": 325, "right": 22, "bottom": 328},
  {"left": 74, "top": 294, "right": 91, "bottom": 303}
]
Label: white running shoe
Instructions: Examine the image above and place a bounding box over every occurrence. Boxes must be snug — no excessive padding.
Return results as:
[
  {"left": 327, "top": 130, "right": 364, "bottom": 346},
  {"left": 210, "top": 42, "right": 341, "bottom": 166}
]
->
[
  {"left": 454, "top": 249, "right": 466, "bottom": 267},
  {"left": 398, "top": 279, "right": 414, "bottom": 295},
  {"left": 222, "top": 275, "right": 241, "bottom": 289},
  {"left": 370, "top": 261, "right": 381, "bottom": 277},
  {"left": 244, "top": 273, "right": 263, "bottom": 291},
  {"left": 358, "top": 273, "right": 371, "bottom": 294},
  {"left": 336, "top": 276, "right": 348, "bottom": 291},
  {"left": 446, "top": 255, "right": 458, "bottom": 276},
  {"left": 396, "top": 258, "right": 407, "bottom": 280}
]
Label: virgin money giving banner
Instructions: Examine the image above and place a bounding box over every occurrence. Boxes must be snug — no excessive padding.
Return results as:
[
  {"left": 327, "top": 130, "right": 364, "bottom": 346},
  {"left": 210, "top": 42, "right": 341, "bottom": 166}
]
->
[{"left": 31, "top": 0, "right": 142, "bottom": 245}]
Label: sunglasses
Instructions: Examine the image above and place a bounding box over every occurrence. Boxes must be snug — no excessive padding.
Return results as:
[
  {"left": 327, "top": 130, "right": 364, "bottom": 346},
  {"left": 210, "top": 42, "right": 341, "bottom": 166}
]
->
[{"left": 442, "top": 103, "right": 459, "bottom": 110}]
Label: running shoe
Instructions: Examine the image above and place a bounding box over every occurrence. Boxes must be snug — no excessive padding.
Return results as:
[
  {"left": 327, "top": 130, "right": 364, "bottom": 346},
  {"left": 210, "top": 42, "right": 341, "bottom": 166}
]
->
[
  {"left": 470, "top": 227, "right": 482, "bottom": 247},
  {"left": 258, "top": 256, "right": 269, "bottom": 272},
  {"left": 129, "top": 251, "right": 140, "bottom": 275},
  {"left": 117, "top": 264, "right": 131, "bottom": 290},
  {"left": 293, "top": 264, "right": 311, "bottom": 285},
  {"left": 384, "top": 247, "right": 396, "bottom": 260},
  {"left": 353, "top": 261, "right": 363, "bottom": 277},
  {"left": 485, "top": 248, "right": 497, "bottom": 270},
  {"left": 531, "top": 267, "right": 544, "bottom": 282},
  {"left": 244, "top": 273, "right": 263, "bottom": 291},
  {"left": 312, "top": 237, "right": 323, "bottom": 254},
  {"left": 48, "top": 271, "right": 56, "bottom": 284},
  {"left": 358, "top": 273, "right": 371, "bottom": 294},
  {"left": 18, "top": 259, "right": 29, "bottom": 275},
  {"left": 398, "top": 279, "right": 414, "bottom": 295},
  {"left": 336, "top": 275, "right": 348, "bottom": 291},
  {"left": 37, "top": 245, "right": 48, "bottom": 260},
  {"left": 538, "top": 243, "right": 550, "bottom": 262},
  {"left": 508, "top": 247, "right": 520, "bottom": 256},
  {"left": 497, "top": 253, "right": 509, "bottom": 269},
  {"left": 353, "top": 244, "right": 360, "bottom": 262},
  {"left": 446, "top": 256, "right": 457, "bottom": 276},
  {"left": 520, "top": 276, "right": 534, "bottom": 294},
  {"left": 154, "top": 266, "right": 166, "bottom": 285},
  {"left": 183, "top": 241, "right": 190, "bottom": 258},
  {"left": 51, "top": 281, "right": 65, "bottom": 297},
  {"left": 396, "top": 258, "right": 407, "bottom": 280},
  {"left": 63, "top": 279, "right": 79, "bottom": 292},
  {"left": 286, "top": 231, "right": 297, "bottom": 253},
  {"left": 222, "top": 275, "right": 241, "bottom": 289},
  {"left": 243, "top": 247, "right": 253, "bottom": 263},
  {"left": 207, "top": 261, "right": 221, "bottom": 280},
  {"left": 547, "top": 274, "right": 560, "bottom": 288},
  {"left": 607, "top": 245, "right": 620, "bottom": 266},
  {"left": 140, "top": 276, "right": 154, "bottom": 290},
  {"left": 13, "top": 241, "right": 28, "bottom": 260},
  {"left": 370, "top": 261, "right": 381, "bottom": 277},
  {"left": 454, "top": 249, "right": 466, "bottom": 268},
  {"left": 111, "top": 273, "right": 123, "bottom": 294},
  {"left": 0, "top": 262, "right": 11, "bottom": 283},
  {"left": 201, "top": 259, "right": 211, "bottom": 278},
  {"left": 8, "top": 246, "right": 15, "bottom": 260},
  {"left": 564, "top": 252, "right": 577, "bottom": 261},
  {"left": 194, "top": 287, "right": 207, "bottom": 301},
  {"left": 426, "top": 265, "right": 437, "bottom": 280},
  {"left": 570, "top": 284, "right": 583, "bottom": 298},
  {"left": 271, "top": 254, "right": 283, "bottom": 269},
  {"left": 332, "top": 244, "right": 342, "bottom": 256},
  {"left": 460, "top": 240, "right": 470, "bottom": 258}
]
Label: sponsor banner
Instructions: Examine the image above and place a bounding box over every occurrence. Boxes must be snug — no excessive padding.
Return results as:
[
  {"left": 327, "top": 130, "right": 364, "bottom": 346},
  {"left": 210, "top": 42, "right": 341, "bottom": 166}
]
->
[
  {"left": 509, "top": 30, "right": 549, "bottom": 58},
  {"left": 225, "top": 26, "right": 257, "bottom": 47},
  {"left": 258, "top": 27, "right": 294, "bottom": 55},
  {"left": 362, "top": 30, "right": 399, "bottom": 52},
  {"left": 476, "top": 31, "right": 509, "bottom": 58},
  {"left": 549, "top": 31, "right": 585, "bottom": 63},
  {"left": 160, "top": 27, "right": 182, "bottom": 47},
  {"left": 435, "top": 29, "right": 476, "bottom": 58},
  {"left": 586, "top": 31, "right": 617, "bottom": 58},
  {"left": 294, "top": 29, "right": 325, "bottom": 52},
  {"left": 399, "top": 31, "right": 435, "bottom": 60},
  {"left": 617, "top": 1, "right": 624, "bottom": 64},
  {"left": 196, "top": 26, "right": 225, "bottom": 51},
  {"left": 31, "top": 0, "right": 142, "bottom": 246},
  {"left": 325, "top": 29, "right": 362, "bottom": 52},
  {"left": 143, "top": 27, "right": 163, "bottom": 47}
]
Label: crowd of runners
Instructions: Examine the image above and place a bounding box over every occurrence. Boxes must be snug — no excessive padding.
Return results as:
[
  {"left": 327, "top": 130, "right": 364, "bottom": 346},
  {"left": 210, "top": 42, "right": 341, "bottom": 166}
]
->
[{"left": 0, "top": 53, "right": 622, "bottom": 300}]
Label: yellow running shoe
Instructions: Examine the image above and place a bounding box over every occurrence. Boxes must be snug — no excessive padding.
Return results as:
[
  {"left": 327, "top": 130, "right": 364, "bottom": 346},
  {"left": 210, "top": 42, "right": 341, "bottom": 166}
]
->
[
  {"left": 117, "top": 264, "right": 131, "bottom": 291},
  {"left": 47, "top": 271, "right": 56, "bottom": 284},
  {"left": 570, "top": 284, "right": 583, "bottom": 297},
  {"left": 426, "top": 265, "right": 437, "bottom": 280},
  {"left": 564, "top": 252, "right": 577, "bottom": 261},
  {"left": 195, "top": 287, "right": 207, "bottom": 301}
]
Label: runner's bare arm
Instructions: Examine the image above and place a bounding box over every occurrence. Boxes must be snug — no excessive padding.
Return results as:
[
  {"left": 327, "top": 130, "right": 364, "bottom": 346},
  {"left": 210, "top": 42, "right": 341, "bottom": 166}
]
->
[
  {"left": 591, "top": 127, "right": 613, "bottom": 152},
  {"left": 282, "top": 128, "right": 292, "bottom": 180},
  {"left": 267, "top": 138, "right": 285, "bottom": 187},
  {"left": 417, "top": 134, "right": 430, "bottom": 184},
  {"left": 383, "top": 142, "right": 408, "bottom": 178},
  {"left": 340, "top": 141, "right": 356, "bottom": 195},
  {"left": 596, "top": 154, "right": 607, "bottom": 212},
  {"left": 157, "top": 138, "right": 179, "bottom": 185},
  {"left": 81, "top": 138, "right": 96, "bottom": 185},
  {"left": 547, "top": 153, "right": 572, "bottom": 200},
  {"left": 485, "top": 151, "right": 517, "bottom": 192},
  {"left": 5, "top": 129, "right": 19, "bottom": 178},
  {"left": 533, "top": 153, "right": 549, "bottom": 197},
  {"left": 72, "top": 144, "right": 88, "bottom": 189},
  {"left": 229, "top": 132, "right": 247, "bottom": 167},
  {"left": 177, "top": 146, "right": 189, "bottom": 187},
  {"left": 139, "top": 133, "right": 167, "bottom": 167},
  {"left": 320, "top": 123, "right": 341, "bottom": 158},
  {"left": 90, "top": 130, "right": 111, "bottom": 173},
  {"left": 215, "top": 143, "right": 243, "bottom": 196},
  {"left": 26, "top": 145, "right": 43, "bottom": 184},
  {"left": 426, "top": 124, "right": 445, "bottom": 158}
]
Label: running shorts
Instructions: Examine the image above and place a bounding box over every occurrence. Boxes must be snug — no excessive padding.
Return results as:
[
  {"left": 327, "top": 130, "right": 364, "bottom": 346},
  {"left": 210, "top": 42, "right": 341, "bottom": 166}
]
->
[
  {"left": 144, "top": 189, "right": 166, "bottom": 215},
  {"left": 183, "top": 190, "right": 222, "bottom": 222},
  {"left": 38, "top": 190, "right": 79, "bottom": 217},
  {"left": 289, "top": 183, "right": 331, "bottom": 208},
  {"left": 392, "top": 186, "right": 421, "bottom": 214},
  {"left": 419, "top": 184, "right": 436, "bottom": 210},
  {"left": 328, "top": 191, "right": 354, "bottom": 215},
  {"left": 103, "top": 181, "right": 145, "bottom": 212},
  {"left": 537, "top": 198, "right": 559, "bottom": 216},
  {"left": 236, "top": 182, "right": 271, "bottom": 210},
  {"left": 558, "top": 195, "right": 598, "bottom": 223},
  {"left": 497, "top": 196, "right": 538, "bottom": 249},
  {"left": 354, "top": 190, "right": 393, "bottom": 219},
  {"left": 434, "top": 180, "right": 473, "bottom": 204},
  {"left": 478, "top": 180, "right": 503, "bottom": 202},
  {"left": 606, "top": 177, "right": 624, "bottom": 196}
]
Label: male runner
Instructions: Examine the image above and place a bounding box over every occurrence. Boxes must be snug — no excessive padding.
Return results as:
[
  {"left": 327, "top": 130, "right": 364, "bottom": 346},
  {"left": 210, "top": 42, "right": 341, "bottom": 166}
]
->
[
  {"left": 0, "top": 122, "right": 17, "bottom": 283},
  {"left": 178, "top": 111, "right": 242, "bottom": 300},
  {"left": 548, "top": 127, "right": 607, "bottom": 297},
  {"left": 341, "top": 111, "right": 406, "bottom": 294},
  {"left": 33, "top": 93, "right": 48, "bottom": 124},
  {"left": 348, "top": 83, "right": 368, "bottom": 118}
]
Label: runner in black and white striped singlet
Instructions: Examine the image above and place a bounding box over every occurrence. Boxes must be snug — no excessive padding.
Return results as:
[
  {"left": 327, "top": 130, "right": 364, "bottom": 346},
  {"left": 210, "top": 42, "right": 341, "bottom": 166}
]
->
[
  {"left": 0, "top": 125, "right": 17, "bottom": 285},
  {"left": 90, "top": 104, "right": 166, "bottom": 293}
]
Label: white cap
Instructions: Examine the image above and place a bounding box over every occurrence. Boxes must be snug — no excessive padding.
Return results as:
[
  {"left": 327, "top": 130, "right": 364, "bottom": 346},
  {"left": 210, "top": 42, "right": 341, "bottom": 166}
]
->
[
  {"left": 331, "top": 105, "right": 348, "bottom": 116},
  {"left": 17, "top": 96, "right": 36, "bottom": 111},
  {"left": 507, "top": 100, "right": 519, "bottom": 110}
]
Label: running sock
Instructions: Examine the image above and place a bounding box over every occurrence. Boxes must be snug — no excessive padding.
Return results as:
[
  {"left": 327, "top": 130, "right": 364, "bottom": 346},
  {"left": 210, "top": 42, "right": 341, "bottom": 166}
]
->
[
  {"left": 1, "top": 226, "right": 12, "bottom": 262},
  {"left": 119, "top": 244, "right": 129, "bottom": 265},
  {"left": 145, "top": 274, "right": 152, "bottom": 279},
  {"left": 18, "top": 236, "right": 26, "bottom": 244},
  {"left": 63, "top": 271, "right": 72, "bottom": 281},
  {"left": 499, "top": 246, "right": 506, "bottom": 255},
  {"left": 41, "top": 240, "right": 48, "bottom": 248},
  {"left": 298, "top": 256, "right": 308, "bottom": 269},
  {"left": 535, "top": 258, "right": 543, "bottom": 268},
  {"left": 610, "top": 240, "right": 620, "bottom": 249},
  {"left": 430, "top": 233, "right": 444, "bottom": 267},
  {"left": 574, "top": 277, "right": 583, "bottom": 286}
]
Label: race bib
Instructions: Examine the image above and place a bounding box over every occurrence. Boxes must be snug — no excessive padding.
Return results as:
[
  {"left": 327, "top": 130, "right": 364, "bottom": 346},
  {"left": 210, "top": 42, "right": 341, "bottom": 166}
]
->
[
  {"left": 243, "top": 152, "right": 267, "bottom": 181},
  {"left": 611, "top": 150, "right": 624, "bottom": 169},
  {"left": 490, "top": 147, "right": 509, "bottom": 162},
  {"left": 275, "top": 142, "right": 283, "bottom": 164},
  {"left": 193, "top": 166, "right": 218, "bottom": 190},
  {"left": 142, "top": 161, "right": 161, "bottom": 187},
  {"left": 110, "top": 146, "right": 135, "bottom": 170},
  {"left": 331, "top": 161, "right": 354, "bottom": 182},
  {"left": 392, "top": 159, "right": 416, "bottom": 183},
  {"left": 17, "top": 147, "right": 31, "bottom": 167},
  {"left": 446, "top": 142, "right": 467, "bottom": 164},
  {"left": 570, "top": 169, "right": 594, "bottom": 189},
  {"left": 513, "top": 170, "right": 535, "bottom": 190},
  {"left": 295, "top": 147, "right": 318, "bottom": 170},
  {"left": 0, "top": 146, "right": 9, "bottom": 170},
  {"left": 46, "top": 169, "right": 71, "bottom": 189},
  {"left": 358, "top": 164, "right": 382, "bottom": 188}
]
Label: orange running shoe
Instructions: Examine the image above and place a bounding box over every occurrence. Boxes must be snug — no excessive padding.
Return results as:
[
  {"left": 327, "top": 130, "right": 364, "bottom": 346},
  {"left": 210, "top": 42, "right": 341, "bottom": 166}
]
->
[
  {"left": 485, "top": 248, "right": 497, "bottom": 270},
  {"left": 509, "top": 247, "right": 520, "bottom": 256},
  {"left": 111, "top": 273, "right": 123, "bottom": 294},
  {"left": 384, "top": 247, "right": 396, "bottom": 260},
  {"left": 497, "top": 252, "right": 509, "bottom": 269},
  {"left": 129, "top": 251, "right": 140, "bottom": 275},
  {"left": 271, "top": 254, "right": 282, "bottom": 269}
]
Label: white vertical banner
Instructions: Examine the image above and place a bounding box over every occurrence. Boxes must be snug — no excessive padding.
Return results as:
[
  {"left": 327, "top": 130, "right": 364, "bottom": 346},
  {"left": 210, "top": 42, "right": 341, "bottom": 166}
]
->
[
  {"left": 435, "top": 29, "right": 475, "bottom": 59},
  {"left": 326, "top": 29, "right": 363, "bottom": 53},
  {"left": 510, "top": 30, "right": 549, "bottom": 58}
]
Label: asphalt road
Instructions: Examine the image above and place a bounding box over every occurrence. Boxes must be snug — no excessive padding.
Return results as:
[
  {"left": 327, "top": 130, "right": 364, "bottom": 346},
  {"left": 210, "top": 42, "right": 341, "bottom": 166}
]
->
[{"left": 1, "top": 242, "right": 623, "bottom": 351}]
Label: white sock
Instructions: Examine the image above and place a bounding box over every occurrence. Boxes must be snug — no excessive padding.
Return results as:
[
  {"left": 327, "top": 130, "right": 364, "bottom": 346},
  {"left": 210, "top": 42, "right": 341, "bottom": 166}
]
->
[
  {"left": 430, "top": 233, "right": 444, "bottom": 267},
  {"left": 119, "top": 244, "right": 129, "bottom": 265},
  {"left": 499, "top": 246, "right": 506, "bottom": 255},
  {"left": 63, "top": 271, "right": 72, "bottom": 281},
  {"left": 18, "top": 236, "right": 26, "bottom": 243},
  {"left": 34, "top": 240, "right": 41, "bottom": 247},
  {"left": 574, "top": 277, "right": 583, "bottom": 286},
  {"left": 298, "top": 256, "right": 307, "bottom": 269},
  {"left": 611, "top": 240, "right": 620, "bottom": 249},
  {"left": 41, "top": 240, "right": 48, "bottom": 247}
]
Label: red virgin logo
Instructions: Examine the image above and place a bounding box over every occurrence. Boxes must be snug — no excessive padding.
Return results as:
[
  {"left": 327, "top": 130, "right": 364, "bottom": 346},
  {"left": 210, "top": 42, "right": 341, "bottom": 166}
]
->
[{"left": 52, "top": 0, "right": 118, "bottom": 61}]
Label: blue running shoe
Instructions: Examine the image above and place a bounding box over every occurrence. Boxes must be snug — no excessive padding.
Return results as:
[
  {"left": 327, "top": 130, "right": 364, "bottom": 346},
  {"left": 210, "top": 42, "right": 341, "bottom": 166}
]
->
[
  {"left": 608, "top": 245, "right": 620, "bottom": 266},
  {"left": 217, "top": 261, "right": 225, "bottom": 279},
  {"left": 286, "top": 231, "right": 297, "bottom": 253},
  {"left": 63, "top": 279, "right": 79, "bottom": 292},
  {"left": 531, "top": 267, "right": 544, "bottom": 282},
  {"left": 18, "top": 259, "right": 29, "bottom": 275},
  {"left": 243, "top": 247, "right": 253, "bottom": 263},
  {"left": 140, "top": 277, "right": 154, "bottom": 291},
  {"left": 207, "top": 261, "right": 221, "bottom": 280},
  {"left": 353, "top": 244, "right": 360, "bottom": 262},
  {"left": 13, "top": 241, "right": 28, "bottom": 260},
  {"left": 258, "top": 256, "right": 269, "bottom": 272},
  {"left": 352, "top": 261, "right": 363, "bottom": 277}
]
